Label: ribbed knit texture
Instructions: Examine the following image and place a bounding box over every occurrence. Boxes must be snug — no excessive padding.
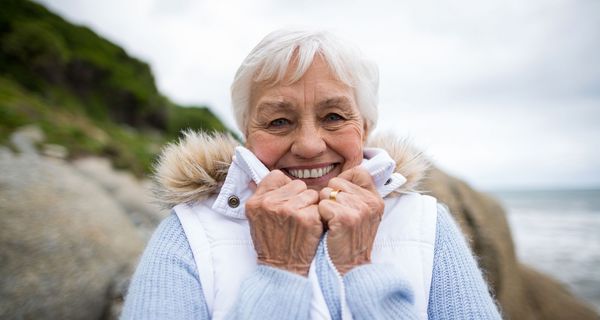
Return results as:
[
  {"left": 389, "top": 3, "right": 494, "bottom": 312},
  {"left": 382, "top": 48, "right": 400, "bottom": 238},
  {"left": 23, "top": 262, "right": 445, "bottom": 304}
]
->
[
  {"left": 427, "top": 206, "right": 502, "bottom": 320},
  {"left": 120, "top": 214, "right": 210, "bottom": 319},
  {"left": 121, "top": 206, "right": 501, "bottom": 319},
  {"left": 226, "top": 266, "right": 312, "bottom": 319},
  {"left": 344, "top": 264, "right": 418, "bottom": 319}
]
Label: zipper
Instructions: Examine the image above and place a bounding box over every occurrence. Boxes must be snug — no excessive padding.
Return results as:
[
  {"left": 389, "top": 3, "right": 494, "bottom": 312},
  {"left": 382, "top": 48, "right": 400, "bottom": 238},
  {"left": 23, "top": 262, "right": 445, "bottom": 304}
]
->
[{"left": 323, "top": 231, "right": 351, "bottom": 320}]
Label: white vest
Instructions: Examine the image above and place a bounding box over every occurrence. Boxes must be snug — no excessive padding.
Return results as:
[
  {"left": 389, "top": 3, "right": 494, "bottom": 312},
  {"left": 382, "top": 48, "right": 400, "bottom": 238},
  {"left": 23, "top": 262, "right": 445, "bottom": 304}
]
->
[{"left": 175, "top": 147, "right": 438, "bottom": 319}]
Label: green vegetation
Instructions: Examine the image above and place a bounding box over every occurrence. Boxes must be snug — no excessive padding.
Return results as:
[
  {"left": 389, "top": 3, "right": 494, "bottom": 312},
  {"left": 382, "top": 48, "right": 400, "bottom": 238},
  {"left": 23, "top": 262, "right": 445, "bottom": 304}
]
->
[{"left": 0, "top": 0, "right": 231, "bottom": 176}]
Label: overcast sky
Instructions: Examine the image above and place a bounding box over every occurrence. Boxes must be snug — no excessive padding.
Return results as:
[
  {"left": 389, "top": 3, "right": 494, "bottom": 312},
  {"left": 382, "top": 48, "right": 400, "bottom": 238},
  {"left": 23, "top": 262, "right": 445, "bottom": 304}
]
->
[{"left": 37, "top": 0, "right": 600, "bottom": 190}]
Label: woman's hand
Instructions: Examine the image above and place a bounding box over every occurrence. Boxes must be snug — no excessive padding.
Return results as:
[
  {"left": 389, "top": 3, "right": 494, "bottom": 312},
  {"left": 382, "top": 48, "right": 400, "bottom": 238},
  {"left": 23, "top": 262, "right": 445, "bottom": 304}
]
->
[
  {"left": 319, "top": 167, "right": 385, "bottom": 275},
  {"left": 245, "top": 170, "right": 323, "bottom": 277}
]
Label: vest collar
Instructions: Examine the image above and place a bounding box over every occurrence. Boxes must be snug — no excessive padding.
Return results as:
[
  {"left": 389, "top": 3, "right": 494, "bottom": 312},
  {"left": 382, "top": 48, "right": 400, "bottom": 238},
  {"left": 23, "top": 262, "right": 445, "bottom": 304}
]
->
[
  {"left": 153, "top": 131, "right": 431, "bottom": 209},
  {"left": 211, "top": 146, "right": 407, "bottom": 219}
]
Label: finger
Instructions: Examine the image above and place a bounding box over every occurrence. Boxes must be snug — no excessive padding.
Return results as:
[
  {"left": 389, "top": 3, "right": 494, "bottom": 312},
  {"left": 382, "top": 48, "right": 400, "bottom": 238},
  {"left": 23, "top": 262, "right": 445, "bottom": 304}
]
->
[
  {"left": 318, "top": 199, "right": 343, "bottom": 223},
  {"left": 255, "top": 170, "right": 292, "bottom": 194},
  {"left": 267, "top": 179, "right": 308, "bottom": 200},
  {"left": 319, "top": 187, "right": 334, "bottom": 202},
  {"left": 328, "top": 177, "right": 363, "bottom": 196},
  {"left": 337, "top": 167, "right": 377, "bottom": 192},
  {"left": 286, "top": 189, "right": 319, "bottom": 209},
  {"left": 319, "top": 187, "right": 348, "bottom": 204},
  {"left": 297, "top": 204, "right": 323, "bottom": 226}
]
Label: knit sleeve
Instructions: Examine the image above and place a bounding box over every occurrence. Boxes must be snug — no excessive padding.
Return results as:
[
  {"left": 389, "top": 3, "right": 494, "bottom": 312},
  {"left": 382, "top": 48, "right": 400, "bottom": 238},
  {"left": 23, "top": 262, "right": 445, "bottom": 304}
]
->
[
  {"left": 342, "top": 205, "right": 502, "bottom": 320},
  {"left": 343, "top": 263, "right": 420, "bottom": 319},
  {"left": 427, "top": 205, "right": 502, "bottom": 319},
  {"left": 225, "top": 266, "right": 313, "bottom": 320},
  {"left": 120, "top": 213, "right": 210, "bottom": 320},
  {"left": 121, "top": 212, "right": 314, "bottom": 320}
]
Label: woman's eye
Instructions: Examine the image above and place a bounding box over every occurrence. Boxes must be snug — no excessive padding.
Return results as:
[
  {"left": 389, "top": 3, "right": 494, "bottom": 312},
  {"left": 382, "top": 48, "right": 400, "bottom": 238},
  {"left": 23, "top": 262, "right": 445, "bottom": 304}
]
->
[
  {"left": 324, "top": 113, "right": 343, "bottom": 122},
  {"left": 269, "top": 118, "right": 290, "bottom": 128}
]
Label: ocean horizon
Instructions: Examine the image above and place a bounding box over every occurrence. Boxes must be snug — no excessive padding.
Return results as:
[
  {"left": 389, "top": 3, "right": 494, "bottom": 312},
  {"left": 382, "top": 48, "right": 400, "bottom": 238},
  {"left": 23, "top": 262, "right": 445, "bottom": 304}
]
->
[{"left": 490, "top": 188, "right": 600, "bottom": 313}]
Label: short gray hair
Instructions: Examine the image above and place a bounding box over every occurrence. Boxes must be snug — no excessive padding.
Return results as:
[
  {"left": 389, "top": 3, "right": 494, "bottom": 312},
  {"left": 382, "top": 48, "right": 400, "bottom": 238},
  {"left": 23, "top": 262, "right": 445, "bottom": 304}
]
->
[{"left": 231, "top": 29, "right": 379, "bottom": 136}]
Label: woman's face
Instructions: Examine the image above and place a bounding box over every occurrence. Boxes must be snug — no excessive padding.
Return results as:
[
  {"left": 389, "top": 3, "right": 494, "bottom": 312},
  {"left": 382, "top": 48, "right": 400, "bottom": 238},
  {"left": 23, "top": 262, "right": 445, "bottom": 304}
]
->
[{"left": 246, "top": 56, "right": 366, "bottom": 191}]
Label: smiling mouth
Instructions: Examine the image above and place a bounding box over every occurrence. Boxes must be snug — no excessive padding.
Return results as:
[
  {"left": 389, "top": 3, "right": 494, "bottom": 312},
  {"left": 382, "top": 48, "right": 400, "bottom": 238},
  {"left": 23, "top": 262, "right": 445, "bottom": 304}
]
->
[{"left": 286, "top": 164, "right": 336, "bottom": 179}]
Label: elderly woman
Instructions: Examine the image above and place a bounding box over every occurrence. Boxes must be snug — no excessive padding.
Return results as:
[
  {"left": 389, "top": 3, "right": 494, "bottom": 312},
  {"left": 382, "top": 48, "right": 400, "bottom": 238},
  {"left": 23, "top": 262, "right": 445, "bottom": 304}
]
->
[{"left": 121, "top": 29, "right": 501, "bottom": 319}]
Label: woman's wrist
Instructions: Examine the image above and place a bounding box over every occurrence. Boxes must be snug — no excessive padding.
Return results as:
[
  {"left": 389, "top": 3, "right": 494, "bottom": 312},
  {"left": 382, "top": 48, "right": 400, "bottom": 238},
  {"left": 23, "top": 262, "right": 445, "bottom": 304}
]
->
[{"left": 258, "top": 260, "right": 312, "bottom": 277}]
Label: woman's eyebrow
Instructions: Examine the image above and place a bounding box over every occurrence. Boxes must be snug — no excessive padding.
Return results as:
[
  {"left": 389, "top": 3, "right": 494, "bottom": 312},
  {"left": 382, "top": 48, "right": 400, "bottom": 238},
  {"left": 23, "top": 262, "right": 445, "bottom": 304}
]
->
[
  {"left": 255, "top": 101, "right": 295, "bottom": 114},
  {"left": 317, "top": 96, "right": 352, "bottom": 109}
]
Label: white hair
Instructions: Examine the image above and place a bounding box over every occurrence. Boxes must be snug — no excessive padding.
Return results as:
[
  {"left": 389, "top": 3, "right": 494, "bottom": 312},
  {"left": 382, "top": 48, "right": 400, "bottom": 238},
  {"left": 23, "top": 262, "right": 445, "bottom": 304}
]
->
[{"left": 231, "top": 29, "right": 379, "bottom": 136}]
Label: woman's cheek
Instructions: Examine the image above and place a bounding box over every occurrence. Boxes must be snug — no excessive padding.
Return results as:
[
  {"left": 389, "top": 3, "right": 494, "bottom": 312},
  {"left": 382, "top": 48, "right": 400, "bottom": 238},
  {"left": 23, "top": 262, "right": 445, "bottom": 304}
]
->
[
  {"left": 333, "top": 125, "right": 365, "bottom": 171},
  {"left": 247, "top": 134, "right": 289, "bottom": 169}
]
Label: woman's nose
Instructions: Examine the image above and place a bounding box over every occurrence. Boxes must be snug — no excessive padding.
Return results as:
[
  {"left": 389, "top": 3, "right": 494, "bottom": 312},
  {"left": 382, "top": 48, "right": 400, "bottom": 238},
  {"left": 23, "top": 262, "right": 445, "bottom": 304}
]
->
[{"left": 291, "top": 123, "right": 326, "bottom": 159}]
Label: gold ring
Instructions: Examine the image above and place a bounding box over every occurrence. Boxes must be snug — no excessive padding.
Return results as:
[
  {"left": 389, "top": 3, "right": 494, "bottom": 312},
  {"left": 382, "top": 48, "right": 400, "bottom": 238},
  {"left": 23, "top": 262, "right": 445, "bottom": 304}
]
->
[{"left": 329, "top": 189, "right": 341, "bottom": 201}]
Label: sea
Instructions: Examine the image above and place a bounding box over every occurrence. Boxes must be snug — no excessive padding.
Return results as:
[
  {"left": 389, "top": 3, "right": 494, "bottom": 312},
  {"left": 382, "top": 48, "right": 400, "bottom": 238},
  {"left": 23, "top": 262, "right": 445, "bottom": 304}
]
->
[{"left": 490, "top": 188, "right": 600, "bottom": 313}]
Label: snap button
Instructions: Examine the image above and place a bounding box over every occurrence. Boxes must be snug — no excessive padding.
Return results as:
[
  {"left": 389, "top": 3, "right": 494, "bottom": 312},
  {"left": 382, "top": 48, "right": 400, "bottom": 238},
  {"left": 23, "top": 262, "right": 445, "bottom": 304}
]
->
[
  {"left": 384, "top": 178, "right": 392, "bottom": 185},
  {"left": 227, "top": 195, "right": 240, "bottom": 208}
]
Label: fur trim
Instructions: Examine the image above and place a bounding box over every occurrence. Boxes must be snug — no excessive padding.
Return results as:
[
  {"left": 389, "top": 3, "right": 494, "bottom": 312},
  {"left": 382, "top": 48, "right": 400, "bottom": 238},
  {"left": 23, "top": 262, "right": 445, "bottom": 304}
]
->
[
  {"left": 153, "top": 130, "right": 238, "bottom": 208},
  {"left": 367, "top": 132, "right": 431, "bottom": 195},
  {"left": 153, "top": 130, "right": 430, "bottom": 208}
]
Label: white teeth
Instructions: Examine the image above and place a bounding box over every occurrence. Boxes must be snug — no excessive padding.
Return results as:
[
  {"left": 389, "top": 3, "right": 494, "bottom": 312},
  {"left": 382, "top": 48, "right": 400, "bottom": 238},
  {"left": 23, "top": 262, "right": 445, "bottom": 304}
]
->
[
  {"left": 315, "top": 168, "right": 321, "bottom": 178},
  {"left": 288, "top": 165, "right": 335, "bottom": 179},
  {"left": 312, "top": 168, "right": 324, "bottom": 178}
]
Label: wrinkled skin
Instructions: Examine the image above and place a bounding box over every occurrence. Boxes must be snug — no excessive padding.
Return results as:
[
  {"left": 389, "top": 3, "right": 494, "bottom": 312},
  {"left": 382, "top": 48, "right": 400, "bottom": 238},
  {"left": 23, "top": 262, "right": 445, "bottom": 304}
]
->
[
  {"left": 319, "top": 168, "right": 384, "bottom": 275},
  {"left": 246, "top": 171, "right": 323, "bottom": 276},
  {"left": 245, "top": 55, "right": 384, "bottom": 276}
]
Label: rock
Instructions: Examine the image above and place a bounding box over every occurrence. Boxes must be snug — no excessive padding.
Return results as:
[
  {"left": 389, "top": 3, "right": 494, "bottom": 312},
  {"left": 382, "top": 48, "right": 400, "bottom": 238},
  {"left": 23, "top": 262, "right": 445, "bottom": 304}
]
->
[
  {"left": 10, "top": 124, "right": 45, "bottom": 155},
  {"left": 72, "top": 157, "right": 169, "bottom": 239},
  {"left": 423, "top": 167, "right": 598, "bottom": 319},
  {"left": 0, "top": 151, "right": 145, "bottom": 319},
  {"left": 520, "top": 264, "right": 599, "bottom": 319},
  {"left": 42, "top": 144, "right": 68, "bottom": 159},
  {"left": 0, "top": 146, "right": 12, "bottom": 160}
]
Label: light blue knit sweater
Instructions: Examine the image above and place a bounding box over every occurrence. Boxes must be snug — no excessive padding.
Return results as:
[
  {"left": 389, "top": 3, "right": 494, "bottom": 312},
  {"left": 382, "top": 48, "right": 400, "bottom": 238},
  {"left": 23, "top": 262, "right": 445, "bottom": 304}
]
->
[{"left": 121, "top": 205, "right": 501, "bottom": 319}]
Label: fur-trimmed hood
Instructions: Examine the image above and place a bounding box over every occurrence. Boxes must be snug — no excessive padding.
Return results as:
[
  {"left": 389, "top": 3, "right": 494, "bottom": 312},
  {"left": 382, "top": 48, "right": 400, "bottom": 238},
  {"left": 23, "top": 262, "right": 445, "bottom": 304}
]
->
[{"left": 153, "top": 131, "right": 430, "bottom": 208}]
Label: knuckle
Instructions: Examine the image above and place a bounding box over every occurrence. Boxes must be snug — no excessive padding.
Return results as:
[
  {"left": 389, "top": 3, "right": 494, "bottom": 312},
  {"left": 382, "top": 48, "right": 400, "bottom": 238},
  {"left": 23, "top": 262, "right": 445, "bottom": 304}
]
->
[
  {"left": 357, "top": 201, "right": 370, "bottom": 215},
  {"left": 318, "top": 200, "right": 329, "bottom": 211},
  {"left": 305, "top": 189, "right": 319, "bottom": 200},
  {"left": 339, "top": 211, "right": 360, "bottom": 226},
  {"left": 273, "top": 207, "right": 288, "bottom": 218},
  {"left": 277, "top": 202, "right": 294, "bottom": 216},
  {"left": 347, "top": 212, "right": 362, "bottom": 226},
  {"left": 245, "top": 196, "right": 260, "bottom": 212},
  {"left": 357, "top": 202, "right": 372, "bottom": 217},
  {"left": 319, "top": 188, "right": 330, "bottom": 200},
  {"left": 261, "top": 197, "right": 274, "bottom": 209},
  {"left": 353, "top": 168, "right": 374, "bottom": 187}
]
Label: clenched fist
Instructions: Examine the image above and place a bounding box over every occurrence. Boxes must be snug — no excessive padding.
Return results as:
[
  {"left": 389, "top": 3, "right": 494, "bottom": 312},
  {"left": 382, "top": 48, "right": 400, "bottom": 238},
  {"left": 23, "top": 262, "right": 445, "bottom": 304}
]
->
[
  {"left": 245, "top": 170, "right": 323, "bottom": 276},
  {"left": 319, "top": 167, "right": 385, "bottom": 275}
]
